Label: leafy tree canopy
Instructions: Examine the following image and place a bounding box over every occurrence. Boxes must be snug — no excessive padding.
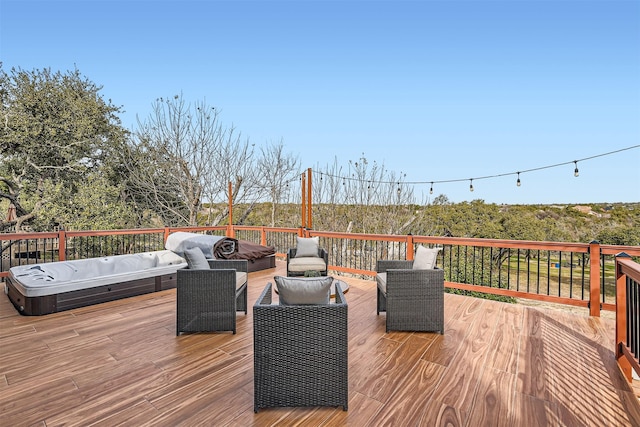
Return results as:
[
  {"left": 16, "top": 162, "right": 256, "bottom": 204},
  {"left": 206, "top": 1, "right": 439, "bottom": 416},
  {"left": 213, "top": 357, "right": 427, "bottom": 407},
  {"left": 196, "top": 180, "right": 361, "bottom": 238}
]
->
[{"left": 0, "top": 65, "right": 127, "bottom": 231}]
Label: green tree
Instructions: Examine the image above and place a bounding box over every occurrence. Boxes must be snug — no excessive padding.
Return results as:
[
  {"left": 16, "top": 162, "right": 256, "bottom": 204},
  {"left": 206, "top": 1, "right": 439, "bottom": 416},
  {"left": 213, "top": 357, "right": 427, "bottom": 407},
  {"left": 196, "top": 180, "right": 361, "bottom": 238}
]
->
[
  {"left": 0, "top": 65, "right": 127, "bottom": 231},
  {"left": 35, "top": 173, "right": 138, "bottom": 230},
  {"left": 596, "top": 226, "right": 640, "bottom": 246}
]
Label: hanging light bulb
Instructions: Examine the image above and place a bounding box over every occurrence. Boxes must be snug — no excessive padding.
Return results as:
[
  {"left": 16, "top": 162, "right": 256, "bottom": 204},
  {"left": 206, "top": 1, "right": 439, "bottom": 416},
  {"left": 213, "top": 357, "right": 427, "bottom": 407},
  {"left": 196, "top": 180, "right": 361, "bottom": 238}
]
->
[
  {"left": 574, "top": 161, "right": 579, "bottom": 177},
  {"left": 516, "top": 172, "right": 521, "bottom": 187},
  {"left": 429, "top": 182, "right": 434, "bottom": 195},
  {"left": 469, "top": 179, "right": 474, "bottom": 192}
]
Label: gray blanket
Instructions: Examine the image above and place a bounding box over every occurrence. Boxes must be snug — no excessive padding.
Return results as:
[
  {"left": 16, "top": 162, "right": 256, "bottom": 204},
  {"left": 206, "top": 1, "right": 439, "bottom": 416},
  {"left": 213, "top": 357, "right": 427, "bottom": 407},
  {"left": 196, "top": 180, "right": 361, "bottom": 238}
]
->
[{"left": 165, "top": 232, "right": 237, "bottom": 259}]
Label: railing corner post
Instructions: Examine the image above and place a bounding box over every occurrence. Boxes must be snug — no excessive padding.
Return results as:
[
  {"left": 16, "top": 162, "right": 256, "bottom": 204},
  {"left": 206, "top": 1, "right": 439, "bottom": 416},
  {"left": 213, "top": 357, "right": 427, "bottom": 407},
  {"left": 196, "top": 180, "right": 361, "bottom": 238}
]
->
[
  {"left": 588, "top": 240, "right": 601, "bottom": 317},
  {"left": 615, "top": 252, "right": 633, "bottom": 382}
]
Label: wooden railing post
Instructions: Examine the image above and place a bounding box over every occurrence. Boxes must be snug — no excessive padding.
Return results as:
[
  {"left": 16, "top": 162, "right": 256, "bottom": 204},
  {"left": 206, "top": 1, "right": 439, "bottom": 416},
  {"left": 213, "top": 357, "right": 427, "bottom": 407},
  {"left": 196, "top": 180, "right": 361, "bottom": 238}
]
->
[
  {"left": 589, "top": 240, "right": 601, "bottom": 317},
  {"left": 260, "top": 227, "right": 267, "bottom": 246},
  {"left": 307, "top": 168, "right": 312, "bottom": 230},
  {"left": 616, "top": 253, "right": 633, "bottom": 381},
  {"left": 58, "top": 229, "right": 66, "bottom": 261},
  {"left": 407, "top": 234, "right": 414, "bottom": 261},
  {"left": 301, "top": 173, "right": 306, "bottom": 229},
  {"left": 163, "top": 226, "right": 170, "bottom": 244}
]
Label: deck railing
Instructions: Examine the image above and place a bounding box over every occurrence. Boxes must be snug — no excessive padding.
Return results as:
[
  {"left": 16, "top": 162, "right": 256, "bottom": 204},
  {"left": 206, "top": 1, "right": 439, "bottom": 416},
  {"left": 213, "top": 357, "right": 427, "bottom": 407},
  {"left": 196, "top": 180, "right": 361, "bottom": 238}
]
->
[
  {"left": 3, "top": 225, "right": 639, "bottom": 316},
  {"left": 616, "top": 254, "right": 640, "bottom": 382},
  {"left": 2, "top": 224, "right": 640, "bottom": 383}
]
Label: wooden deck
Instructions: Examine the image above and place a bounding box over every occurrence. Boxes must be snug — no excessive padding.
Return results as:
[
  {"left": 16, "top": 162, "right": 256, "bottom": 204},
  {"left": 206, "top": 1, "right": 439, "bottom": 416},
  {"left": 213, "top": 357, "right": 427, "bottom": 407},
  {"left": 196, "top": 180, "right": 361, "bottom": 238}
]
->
[{"left": 1, "top": 261, "right": 639, "bottom": 426}]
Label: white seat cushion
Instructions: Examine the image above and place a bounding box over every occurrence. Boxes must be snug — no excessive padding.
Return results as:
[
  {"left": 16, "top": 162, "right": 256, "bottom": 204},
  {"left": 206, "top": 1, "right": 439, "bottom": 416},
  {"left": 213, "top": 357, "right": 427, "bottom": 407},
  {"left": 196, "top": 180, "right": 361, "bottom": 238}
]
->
[
  {"left": 236, "top": 272, "right": 248, "bottom": 290},
  {"left": 288, "top": 257, "right": 326, "bottom": 273},
  {"left": 375, "top": 272, "right": 387, "bottom": 294}
]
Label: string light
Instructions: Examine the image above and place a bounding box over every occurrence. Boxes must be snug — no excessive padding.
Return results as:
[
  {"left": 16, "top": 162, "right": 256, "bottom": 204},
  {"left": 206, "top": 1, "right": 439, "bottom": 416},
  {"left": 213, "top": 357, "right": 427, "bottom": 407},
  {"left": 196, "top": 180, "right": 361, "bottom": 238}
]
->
[{"left": 306, "top": 145, "right": 638, "bottom": 194}]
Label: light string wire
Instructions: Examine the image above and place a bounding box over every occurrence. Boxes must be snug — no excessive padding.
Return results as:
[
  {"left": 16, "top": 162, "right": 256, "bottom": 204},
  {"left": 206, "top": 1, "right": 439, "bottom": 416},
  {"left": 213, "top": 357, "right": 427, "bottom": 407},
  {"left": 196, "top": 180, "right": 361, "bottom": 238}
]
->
[{"left": 310, "top": 144, "right": 640, "bottom": 187}]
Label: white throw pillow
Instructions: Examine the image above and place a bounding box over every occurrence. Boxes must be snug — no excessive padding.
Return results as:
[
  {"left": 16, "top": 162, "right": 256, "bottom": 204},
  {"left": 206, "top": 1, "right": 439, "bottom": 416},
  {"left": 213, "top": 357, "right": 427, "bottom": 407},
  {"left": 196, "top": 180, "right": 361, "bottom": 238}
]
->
[
  {"left": 295, "top": 236, "right": 320, "bottom": 258},
  {"left": 413, "top": 245, "right": 441, "bottom": 270},
  {"left": 275, "top": 275, "right": 333, "bottom": 305}
]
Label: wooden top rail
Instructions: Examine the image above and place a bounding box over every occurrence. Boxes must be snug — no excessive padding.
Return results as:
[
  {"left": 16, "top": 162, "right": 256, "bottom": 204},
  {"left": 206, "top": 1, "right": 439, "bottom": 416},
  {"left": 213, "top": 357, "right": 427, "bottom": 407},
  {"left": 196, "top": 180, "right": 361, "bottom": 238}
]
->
[
  {"left": 307, "top": 230, "right": 592, "bottom": 253},
  {"left": 234, "top": 226, "right": 299, "bottom": 233},
  {"left": 0, "top": 231, "right": 60, "bottom": 240},
  {"left": 166, "top": 226, "right": 227, "bottom": 234},
  {"left": 618, "top": 256, "right": 640, "bottom": 285},
  {"left": 603, "top": 245, "right": 640, "bottom": 257},
  {"left": 65, "top": 228, "right": 165, "bottom": 237},
  {"left": 308, "top": 230, "right": 410, "bottom": 242}
]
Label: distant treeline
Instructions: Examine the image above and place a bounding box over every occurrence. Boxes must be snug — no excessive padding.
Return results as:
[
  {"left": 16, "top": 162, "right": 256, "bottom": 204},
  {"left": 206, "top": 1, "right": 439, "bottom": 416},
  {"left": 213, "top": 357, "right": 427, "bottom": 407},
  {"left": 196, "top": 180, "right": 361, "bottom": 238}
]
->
[{"left": 219, "top": 201, "right": 640, "bottom": 246}]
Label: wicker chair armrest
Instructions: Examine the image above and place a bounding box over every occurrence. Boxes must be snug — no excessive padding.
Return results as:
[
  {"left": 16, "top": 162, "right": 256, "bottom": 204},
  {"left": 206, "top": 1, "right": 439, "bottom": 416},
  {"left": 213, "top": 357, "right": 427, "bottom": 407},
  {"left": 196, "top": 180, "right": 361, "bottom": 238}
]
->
[
  {"left": 255, "top": 283, "right": 273, "bottom": 306},
  {"left": 376, "top": 259, "right": 413, "bottom": 272},
  {"left": 208, "top": 259, "right": 248, "bottom": 273},
  {"left": 334, "top": 282, "right": 347, "bottom": 306}
]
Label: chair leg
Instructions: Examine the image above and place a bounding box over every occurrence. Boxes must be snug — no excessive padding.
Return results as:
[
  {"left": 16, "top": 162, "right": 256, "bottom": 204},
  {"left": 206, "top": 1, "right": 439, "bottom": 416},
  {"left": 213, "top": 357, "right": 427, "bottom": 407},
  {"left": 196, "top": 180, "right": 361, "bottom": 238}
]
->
[{"left": 244, "top": 286, "right": 248, "bottom": 315}]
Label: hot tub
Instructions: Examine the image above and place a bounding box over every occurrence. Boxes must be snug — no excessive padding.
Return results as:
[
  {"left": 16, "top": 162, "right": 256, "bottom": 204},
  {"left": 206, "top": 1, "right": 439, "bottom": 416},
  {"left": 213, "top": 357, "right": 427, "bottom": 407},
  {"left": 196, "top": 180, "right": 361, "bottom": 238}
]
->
[{"left": 5, "top": 250, "right": 187, "bottom": 315}]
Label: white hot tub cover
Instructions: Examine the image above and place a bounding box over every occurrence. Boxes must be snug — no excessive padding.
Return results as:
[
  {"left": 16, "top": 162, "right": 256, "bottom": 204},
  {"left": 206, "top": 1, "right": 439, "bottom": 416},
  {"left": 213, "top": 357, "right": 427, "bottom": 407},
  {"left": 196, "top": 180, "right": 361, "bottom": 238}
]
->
[{"left": 8, "top": 250, "right": 187, "bottom": 297}]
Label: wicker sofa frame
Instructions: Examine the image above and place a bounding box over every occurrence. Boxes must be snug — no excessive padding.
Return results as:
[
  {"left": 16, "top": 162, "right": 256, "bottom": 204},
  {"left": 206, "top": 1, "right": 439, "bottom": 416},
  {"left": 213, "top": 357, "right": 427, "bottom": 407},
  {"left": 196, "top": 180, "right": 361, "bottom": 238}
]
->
[
  {"left": 253, "top": 282, "right": 348, "bottom": 412},
  {"left": 376, "top": 260, "right": 445, "bottom": 333},
  {"left": 285, "top": 247, "right": 329, "bottom": 277},
  {"left": 176, "top": 259, "right": 248, "bottom": 335}
]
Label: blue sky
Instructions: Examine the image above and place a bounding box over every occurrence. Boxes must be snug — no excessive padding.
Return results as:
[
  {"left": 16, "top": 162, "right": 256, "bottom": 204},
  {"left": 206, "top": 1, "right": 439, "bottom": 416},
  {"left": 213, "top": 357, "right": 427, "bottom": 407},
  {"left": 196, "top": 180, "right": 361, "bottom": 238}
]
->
[{"left": 1, "top": 0, "right": 639, "bottom": 205}]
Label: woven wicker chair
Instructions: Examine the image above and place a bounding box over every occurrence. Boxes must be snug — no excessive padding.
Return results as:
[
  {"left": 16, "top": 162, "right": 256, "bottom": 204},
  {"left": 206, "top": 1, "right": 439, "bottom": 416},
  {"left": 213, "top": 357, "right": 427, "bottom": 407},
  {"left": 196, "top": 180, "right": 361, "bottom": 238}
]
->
[
  {"left": 375, "top": 260, "right": 444, "bottom": 333},
  {"left": 253, "top": 282, "right": 348, "bottom": 412},
  {"left": 286, "top": 247, "right": 329, "bottom": 276},
  {"left": 176, "top": 259, "right": 248, "bottom": 335}
]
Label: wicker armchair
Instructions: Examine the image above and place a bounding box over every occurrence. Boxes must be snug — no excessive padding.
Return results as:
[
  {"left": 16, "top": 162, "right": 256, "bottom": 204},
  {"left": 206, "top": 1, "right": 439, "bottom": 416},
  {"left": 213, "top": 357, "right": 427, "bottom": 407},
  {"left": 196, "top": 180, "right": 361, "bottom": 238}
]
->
[
  {"left": 176, "top": 259, "right": 248, "bottom": 335},
  {"left": 375, "top": 260, "right": 444, "bottom": 333},
  {"left": 253, "top": 282, "right": 348, "bottom": 412},
  {"left": 286, "top": 247, "right": 329, "bottom": 277}
]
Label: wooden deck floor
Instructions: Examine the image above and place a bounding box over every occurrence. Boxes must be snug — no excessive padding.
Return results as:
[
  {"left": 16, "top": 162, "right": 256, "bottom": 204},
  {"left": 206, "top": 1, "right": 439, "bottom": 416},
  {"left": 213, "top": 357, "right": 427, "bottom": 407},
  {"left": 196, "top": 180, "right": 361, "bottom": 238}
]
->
[{"left": 1, "top": 261, "right": 639, "bottom": 426}]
